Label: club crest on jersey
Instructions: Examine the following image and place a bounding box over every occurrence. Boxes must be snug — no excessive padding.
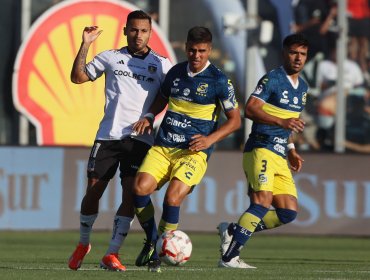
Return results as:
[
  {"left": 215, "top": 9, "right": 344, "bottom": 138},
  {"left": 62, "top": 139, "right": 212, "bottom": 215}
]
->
[
  {"left": 196, "top": 83, "right": 208, "bottom": 96},
  {"left": 258, "top": 174, "right": 268, "bottom": 184},
  {"left": 148, "top": 64, "right": 157, "bottom": 73}
]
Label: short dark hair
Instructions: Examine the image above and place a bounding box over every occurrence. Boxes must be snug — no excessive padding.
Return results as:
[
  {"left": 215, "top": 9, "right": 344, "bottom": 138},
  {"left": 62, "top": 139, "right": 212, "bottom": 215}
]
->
[
  {"left": 127, "top": 10, "right": 152, "bottom": 26},
  {"left": 186, "top": 26, "right": 212, "bottom": 44},
  {"left": 283, "top": 33, "right": 309, "bottom": 49}
]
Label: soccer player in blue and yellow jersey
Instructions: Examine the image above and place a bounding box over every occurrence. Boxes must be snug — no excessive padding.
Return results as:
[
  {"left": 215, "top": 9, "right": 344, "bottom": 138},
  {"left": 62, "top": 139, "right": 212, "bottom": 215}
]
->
[
  {"left": 132, "top": 26, "right": 241, "bottom": 272},
  {"left": 218, "top": 33, "right": 309, "bottom": 269}
]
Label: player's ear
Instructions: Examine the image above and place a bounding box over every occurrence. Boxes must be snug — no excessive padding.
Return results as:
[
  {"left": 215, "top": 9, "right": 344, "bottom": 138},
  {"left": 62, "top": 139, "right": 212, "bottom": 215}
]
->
[{"left": 123, "top": 27, "right": 127, "bottom": 36}]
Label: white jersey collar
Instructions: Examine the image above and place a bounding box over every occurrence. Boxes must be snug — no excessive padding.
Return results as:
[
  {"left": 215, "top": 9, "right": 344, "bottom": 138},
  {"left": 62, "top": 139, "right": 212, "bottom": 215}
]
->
[
  {"left": 281, "top": 66, "right": 299, "bottom": 89},
  {"left": 187, "top": 61, "right": 210, "bottom": 77}
]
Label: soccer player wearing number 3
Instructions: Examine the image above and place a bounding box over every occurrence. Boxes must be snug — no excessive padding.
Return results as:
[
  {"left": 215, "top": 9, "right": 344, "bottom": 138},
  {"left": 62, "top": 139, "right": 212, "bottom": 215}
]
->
[
  {"left": 68, "top": 10, "right": 172, "bottom": 271},
  {"left": 132, "top": 26, "right": 241, "bottom": 273},
  {"left": 218, "top": 33, "right": 309, "bottom": 269}
]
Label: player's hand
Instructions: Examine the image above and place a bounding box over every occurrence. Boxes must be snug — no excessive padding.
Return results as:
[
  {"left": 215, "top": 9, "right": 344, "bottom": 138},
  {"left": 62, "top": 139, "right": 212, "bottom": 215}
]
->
[
  {"left": 82, "top": 26, "right": 102, "bottom": 44},
  {"left": 133, "top": 117, "right": 153, "bottom": 135},
  {"left": 288, "top": 149, "right": 304, "bottom": 172},
  {"left": 189, "top": 134, "right": 211, "bottom": 152},
  {"left": 282, "top": 118, "right": 305, "bottom": 133}
]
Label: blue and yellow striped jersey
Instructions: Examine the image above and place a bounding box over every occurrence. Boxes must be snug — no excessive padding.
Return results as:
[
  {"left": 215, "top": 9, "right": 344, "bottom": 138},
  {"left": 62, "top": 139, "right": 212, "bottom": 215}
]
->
[
  {"left": 155, "top": 61, "right": 238, "bottom": 158},
  {"left": 244, "top": 66, "right": 308, "bottom": 157}
]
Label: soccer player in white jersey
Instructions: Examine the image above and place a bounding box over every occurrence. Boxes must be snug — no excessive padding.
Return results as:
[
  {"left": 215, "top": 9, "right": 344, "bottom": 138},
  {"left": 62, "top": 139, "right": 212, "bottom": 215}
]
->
[
  {"left": 218, "top": 33, "right": 309, "bottom": 269},
  {"left": 68, "top": 10, "right": 172, "bottom": 271}
]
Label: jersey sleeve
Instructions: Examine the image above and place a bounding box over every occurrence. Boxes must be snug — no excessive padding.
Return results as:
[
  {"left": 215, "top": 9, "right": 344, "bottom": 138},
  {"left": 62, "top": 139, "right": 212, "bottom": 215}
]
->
[
  {"left": 159, "top": 69, "right": 173, "bottom": 100},
  {"left": 85, "top": 51, "right": 109, "bottom": 81},
  {"left": 250, "top": 74, "right": 272, "bottom": 102},
  {"left": 218, "top": 78, "right": 239, "bottom": 112}
]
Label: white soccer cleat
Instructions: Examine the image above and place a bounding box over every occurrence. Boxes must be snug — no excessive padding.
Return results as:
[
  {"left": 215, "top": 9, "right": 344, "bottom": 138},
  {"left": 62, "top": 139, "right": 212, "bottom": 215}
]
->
[
  {"left": 218, "top": 256, "right": 256, "bottom": 269},
  {"left": 217, "top": 222, "right": 232, "bottom": 256}
]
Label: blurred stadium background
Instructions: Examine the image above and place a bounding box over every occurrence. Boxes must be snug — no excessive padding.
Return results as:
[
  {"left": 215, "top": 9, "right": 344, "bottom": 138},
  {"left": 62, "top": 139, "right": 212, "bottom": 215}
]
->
[{"left": 0, "top": 0, "right": 369, "bottom": 235}]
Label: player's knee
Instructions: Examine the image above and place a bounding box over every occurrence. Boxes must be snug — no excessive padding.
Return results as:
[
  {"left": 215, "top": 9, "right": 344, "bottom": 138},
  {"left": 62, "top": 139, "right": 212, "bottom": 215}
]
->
[
  {"left": 276, "top": 208, "right": 297, "bottom": 224},
  {"left": 133, "top": 173, "right": 154, "bottom": 195}
]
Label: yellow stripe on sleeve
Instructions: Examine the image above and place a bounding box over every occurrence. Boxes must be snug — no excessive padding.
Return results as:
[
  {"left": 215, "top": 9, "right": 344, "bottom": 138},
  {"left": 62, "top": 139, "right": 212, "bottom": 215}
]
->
[
  {"left": 168, "top": 97, "right": 217, "bottom": 120},
  {"left": 263, "top": 103, "right": 300, "bottom": 119}
]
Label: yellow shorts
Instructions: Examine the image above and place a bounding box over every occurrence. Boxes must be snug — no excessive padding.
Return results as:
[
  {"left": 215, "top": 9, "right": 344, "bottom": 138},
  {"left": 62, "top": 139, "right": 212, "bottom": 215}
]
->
[
  {"left": 138, "top": 146, "right": 208, "bottom": 189},
  {"left": 243, "top": 148, "right": 297, "bottom": 198}
]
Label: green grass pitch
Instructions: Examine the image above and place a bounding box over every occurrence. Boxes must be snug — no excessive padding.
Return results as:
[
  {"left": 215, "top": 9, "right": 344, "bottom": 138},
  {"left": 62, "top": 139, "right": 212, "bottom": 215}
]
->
[{"left": 1, "top": 230, "right": 369, "bottom": 279}]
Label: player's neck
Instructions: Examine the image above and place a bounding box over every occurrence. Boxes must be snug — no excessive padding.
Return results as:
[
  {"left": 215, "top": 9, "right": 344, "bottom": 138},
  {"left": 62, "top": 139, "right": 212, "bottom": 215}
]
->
[{"left": 127, "top": 46, "right": 150, "bottom": 56}]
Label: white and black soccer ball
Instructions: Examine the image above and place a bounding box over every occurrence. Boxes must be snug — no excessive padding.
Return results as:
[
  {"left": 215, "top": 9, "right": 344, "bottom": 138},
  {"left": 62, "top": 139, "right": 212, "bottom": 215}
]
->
[{"left": 156, "top": 230, "right": 192, "bottom": 266}]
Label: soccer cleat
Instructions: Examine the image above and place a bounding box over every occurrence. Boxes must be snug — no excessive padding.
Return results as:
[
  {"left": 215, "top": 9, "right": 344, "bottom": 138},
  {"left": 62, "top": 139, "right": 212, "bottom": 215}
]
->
[
  {"left": 135, "top": 239, "right": 155, "bottom": 266},
  {"left": 100, "top": 253, "right": 126, "bottom": 271},
  {"left": 217, "top": 222, "right": 233, "bottom": 256},
  {"left": 218, "top": 256, "right": 256, "bottom": 269},
  {"left": 68, "top": 243, "right": 91, "bottom": 270},
  {"left": 148, "top": 258, "right": 161, "bottom": 273}
]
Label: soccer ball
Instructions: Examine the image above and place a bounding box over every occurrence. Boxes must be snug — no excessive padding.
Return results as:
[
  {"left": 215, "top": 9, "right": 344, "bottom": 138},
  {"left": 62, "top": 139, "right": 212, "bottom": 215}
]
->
[{"left": 156, "top": 230, "right": 192, "bottom": 266}]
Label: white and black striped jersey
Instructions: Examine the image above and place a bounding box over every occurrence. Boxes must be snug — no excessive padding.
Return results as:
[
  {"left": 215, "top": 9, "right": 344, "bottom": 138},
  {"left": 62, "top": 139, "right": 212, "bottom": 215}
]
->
[{"left": 86, "top": 47, "right": 172, "bottom": 145}]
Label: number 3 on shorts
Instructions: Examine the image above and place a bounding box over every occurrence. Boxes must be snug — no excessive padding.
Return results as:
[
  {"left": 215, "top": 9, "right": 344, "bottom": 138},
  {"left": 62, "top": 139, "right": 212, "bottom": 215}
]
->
[{"left": 260, "top": 159, "right": 267, "bottom": 172}]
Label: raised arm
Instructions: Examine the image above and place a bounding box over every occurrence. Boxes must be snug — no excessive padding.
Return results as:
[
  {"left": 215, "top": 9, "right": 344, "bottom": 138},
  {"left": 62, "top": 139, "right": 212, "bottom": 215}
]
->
[{"left": 70, "top": 26, "right": 102, "bottom": 84}]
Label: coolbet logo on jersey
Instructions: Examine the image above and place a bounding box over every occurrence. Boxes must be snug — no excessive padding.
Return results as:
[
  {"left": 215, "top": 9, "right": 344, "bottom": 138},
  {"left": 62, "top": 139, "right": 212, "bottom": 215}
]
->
[{"left": 12, "top": 0, "right": 175, "bottom": 146}]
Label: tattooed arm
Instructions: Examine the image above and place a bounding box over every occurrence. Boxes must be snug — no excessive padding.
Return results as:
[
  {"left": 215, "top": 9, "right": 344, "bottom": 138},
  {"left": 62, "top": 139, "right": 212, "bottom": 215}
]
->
[{"left": 71, "top": 26, "right": 103, "bottom": 84}]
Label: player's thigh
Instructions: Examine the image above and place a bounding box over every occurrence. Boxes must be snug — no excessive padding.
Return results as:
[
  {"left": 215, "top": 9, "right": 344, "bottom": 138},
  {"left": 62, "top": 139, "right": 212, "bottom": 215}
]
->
[
  {"left": 243, "top": 148, "right": 275, "bottom": 193},
  {"left": 87, "top": 140, "right": 120, "bottom": 180},
  {"left": 171, "top": 150, "right": 207, "bottom": 187},
  {"left": 138, "top": 146, "right": 171, "bottom": 189},
  {"left": 272, "top": 159, "right": 297, "bottom": 199},
  {"left": 118, "top": 138, "right": 151, "bottom": 179}
]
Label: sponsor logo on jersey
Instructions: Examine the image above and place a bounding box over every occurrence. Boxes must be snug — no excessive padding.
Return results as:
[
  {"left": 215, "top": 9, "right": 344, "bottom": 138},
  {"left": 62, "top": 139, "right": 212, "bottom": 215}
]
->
[
  {"left": 148, "top": 64, "right": 157, "bottom": 73},
  {"left": 167, "top": 132, "right": 186, "bottom": 143},
  {"left": 273, "top": 143, "right": 285, "bottom": 154},
  {"left": 289, "top": 104, "right": 301, "bottom": 110},
  {"left": 117, "top": 60, "right": 124, "bottom": 64},
  {"left": 171, "top": 88, "right": 179, "bottom": 94},
  {"left": 273, "top": 137, "right": 287, "bottom": 144},
  {"left": 183, "top": 88, "right": 191, "bottom": 96},
  {"left": 113, "top": 70, "right": 153, "bottom": 82},
  {"left": 253, "top": 84, "right": 263, "bottom": 95},
  {"left": 280, "top": 90, "right": 289, "bottom": 104},
  {"left": 173, "top": 78, "right": 180, "bottom": 86},
  {"left": 166, "top": 117, "right": 191, "bottom": 128},
  {"left": 222, "top": 99, "right": 234, "bottom": 110},
  {"left": 196, "top": 83, "right": 208, "bottom": 96}
]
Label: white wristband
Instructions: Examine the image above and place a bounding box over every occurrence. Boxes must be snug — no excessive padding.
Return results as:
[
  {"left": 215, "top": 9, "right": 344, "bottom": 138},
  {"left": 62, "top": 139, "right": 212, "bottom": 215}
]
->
[
  {"left": 144, "top": 113, "right": 154, "bottom": 122},
  {"left": 287, "top": 143, "right": 295, "bottom": 151}
]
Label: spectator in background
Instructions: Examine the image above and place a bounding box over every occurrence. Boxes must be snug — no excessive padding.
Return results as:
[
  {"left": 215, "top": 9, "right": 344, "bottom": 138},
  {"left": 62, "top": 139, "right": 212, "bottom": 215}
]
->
[
  {"left": 315, "top": 44, "right": 365, "bottom": 150},
  {"left": 292, "top": 0, "right": 337, "bottom": 60},
  {"left": 347, "top": 0, "right": 370, "bottom": 83}
]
